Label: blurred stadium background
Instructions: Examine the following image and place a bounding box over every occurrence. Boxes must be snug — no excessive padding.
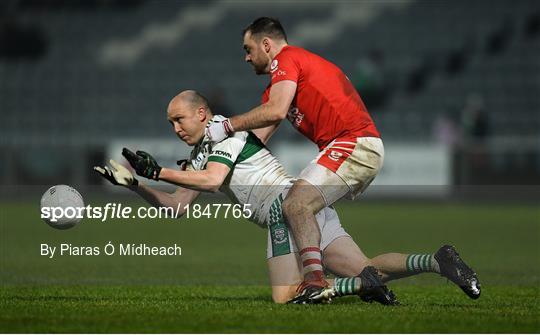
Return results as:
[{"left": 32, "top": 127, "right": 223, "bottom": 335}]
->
[{"left": 1, "top": 0, "right": 539, "bottom": 194}]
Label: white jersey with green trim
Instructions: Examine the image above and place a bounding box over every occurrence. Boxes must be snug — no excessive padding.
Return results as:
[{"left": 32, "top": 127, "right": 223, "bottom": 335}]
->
[{"left": 187, "top": 117, "right": 294, "bottom": 227}]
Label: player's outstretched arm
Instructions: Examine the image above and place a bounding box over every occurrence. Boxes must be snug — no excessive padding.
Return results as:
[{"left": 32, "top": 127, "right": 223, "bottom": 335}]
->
[
  {"left": 205, "top": 80, "right": 297, "bottom": 142},
  {"left": 231, "top": 80, "right": 297, "bottom": 129},
  {"left": 121, "top": 147, "right": 230, "bottom": 193},
  {"left": 94, "top": 158, "right": 199, "bottom": 218}
]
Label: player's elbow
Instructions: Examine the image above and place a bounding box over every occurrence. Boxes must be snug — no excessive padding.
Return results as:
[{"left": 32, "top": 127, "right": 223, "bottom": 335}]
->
[
  {"left": 265, "top": 103, "right": 288, "bottom": 122},
  {"left": 273, "top": 108, "right": 288, "bottom": 122},
  {"left": 273, "top": 110, "right": 288, "bottom": 122},
  {"left": 199, "top": 171, "right": 225, "bottom": 193},
  {"left": 205, "top": 177, "right": 223, "bottom": 193},
  {"left": 197, "top": 182, "right": 220, "bottom": 193}
]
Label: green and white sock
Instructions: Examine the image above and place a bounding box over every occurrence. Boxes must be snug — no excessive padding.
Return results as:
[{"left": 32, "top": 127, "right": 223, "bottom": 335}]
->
[
  {"left": 406, "top": 254, "right": 440, "bottom": 273},
  {"left": 333, "top": 277, "right": 361, "bottom": 296}
]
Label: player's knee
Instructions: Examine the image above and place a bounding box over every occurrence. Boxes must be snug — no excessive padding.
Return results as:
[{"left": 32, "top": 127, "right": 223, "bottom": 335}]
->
[
  {"left": 282, "top": 197, "right": 300, "bottom": 218},
  {"left": 282, "top": 195, "right": 312, "bottom": 218},
  {"left": 272, "top": 293, "right": 289, "bottom": 304},
  {"left": 361, "top": 258, "right": 373, "bottom": 269},
  {"left": 359, "top": 260, "right": 390, "bottom": 281},
  {"left": 271, "top": 286, "right": 296, "bottom": 304}
]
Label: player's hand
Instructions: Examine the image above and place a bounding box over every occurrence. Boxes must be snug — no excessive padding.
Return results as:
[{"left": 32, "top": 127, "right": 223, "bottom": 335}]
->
[
  {"left": 94, "top": 159, "right": 138, "bottom": 187},
  {"left": 122, "top": 148, "right": 162, "bottom": 180},
  {"left": 205, "top": 117, "right": 234, "bottom": 142}
]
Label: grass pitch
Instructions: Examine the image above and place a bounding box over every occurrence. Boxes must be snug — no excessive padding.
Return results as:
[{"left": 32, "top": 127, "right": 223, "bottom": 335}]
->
[
  {"left": 1, "top": 199, "right": 539, "bottom": 332},
  {"left": 2, "top": 285, "right": 538, "bottom": 333}
]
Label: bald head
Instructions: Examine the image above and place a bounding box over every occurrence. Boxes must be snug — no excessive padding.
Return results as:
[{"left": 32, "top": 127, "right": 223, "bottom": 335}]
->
[
  {"left": 169, "top": 90, "right": 210, "bottom": 112},
  {"left": 167, "top": 90, "right": 212, "bottom": 146}
]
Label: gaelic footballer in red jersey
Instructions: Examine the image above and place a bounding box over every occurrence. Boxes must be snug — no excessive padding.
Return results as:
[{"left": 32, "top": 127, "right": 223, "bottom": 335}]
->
[
  {"left": 262, "top": 45, "right": 380, "bottom": 150},
  {"left": 205, "top": 17, "right": 385, "bottom": 303}
]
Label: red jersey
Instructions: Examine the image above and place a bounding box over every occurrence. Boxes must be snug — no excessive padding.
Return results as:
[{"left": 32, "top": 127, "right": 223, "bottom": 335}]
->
[{"left": 262, "top": 46, "right": 380, "bottom": 150}]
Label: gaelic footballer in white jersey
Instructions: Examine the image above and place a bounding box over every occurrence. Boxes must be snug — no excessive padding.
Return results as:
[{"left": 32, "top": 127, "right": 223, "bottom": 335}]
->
[
  {"left": 188, "top": 116, "right": 350, "bottom": 259},
  {"left": 188, "top": 116, "right": 293, "bottom": 227}
]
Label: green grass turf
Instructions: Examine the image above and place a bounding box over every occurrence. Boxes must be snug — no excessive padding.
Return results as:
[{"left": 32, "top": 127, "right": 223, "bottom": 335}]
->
[
  {"left": 1, "top": 199, "right": 539, "bottom": 332},
  {"left": 1, "top": 285, "right": 538, "bottom": 333}
]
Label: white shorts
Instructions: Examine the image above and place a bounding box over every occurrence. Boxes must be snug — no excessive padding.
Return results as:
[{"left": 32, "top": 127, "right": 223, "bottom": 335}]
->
[
  {"left": 299, "top": 137, "right": 384, "bottom": 205},
  {"left": 265, "top": 191, "right": 349, "bottom": 259}
]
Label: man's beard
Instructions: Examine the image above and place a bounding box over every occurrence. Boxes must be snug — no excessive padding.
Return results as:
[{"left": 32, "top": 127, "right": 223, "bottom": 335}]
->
[{"left": 252, "top": 61, "right": 267, "bottom": 75}]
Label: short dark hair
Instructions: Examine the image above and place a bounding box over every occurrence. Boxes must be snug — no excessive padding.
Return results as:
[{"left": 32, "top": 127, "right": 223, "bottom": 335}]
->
[{"left": 243, "top": 17, "right": 287, "bottom": 42}]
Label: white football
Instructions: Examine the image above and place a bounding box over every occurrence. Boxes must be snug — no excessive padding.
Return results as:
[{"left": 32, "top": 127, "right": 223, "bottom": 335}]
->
[{"left": 40, "top": 185, "right": 85, "bottom": 230}]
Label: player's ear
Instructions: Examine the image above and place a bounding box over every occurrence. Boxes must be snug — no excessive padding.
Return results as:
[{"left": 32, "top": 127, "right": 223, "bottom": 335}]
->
[
  {"left": 263, "top": 38, "right": 271, "bottom": 53},
  {"left": 197, "top": 107, "right": 207, "bottom": 122}
]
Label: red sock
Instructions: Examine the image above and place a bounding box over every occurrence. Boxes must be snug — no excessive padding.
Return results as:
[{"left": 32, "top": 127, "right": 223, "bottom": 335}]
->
[{"left": 300, "top": 247, "right": 324, "bottom": 283}]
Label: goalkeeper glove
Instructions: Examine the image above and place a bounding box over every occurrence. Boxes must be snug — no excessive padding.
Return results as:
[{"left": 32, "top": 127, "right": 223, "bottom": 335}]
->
[
  {"left": 205, "top": 117, "right": 234, "bottom": 142},
  {"left": 94, "top": 159, "right": 138, "bottom": 187},
  {"left": 122, "top": 148, "right": 162, "bottom": 180}
]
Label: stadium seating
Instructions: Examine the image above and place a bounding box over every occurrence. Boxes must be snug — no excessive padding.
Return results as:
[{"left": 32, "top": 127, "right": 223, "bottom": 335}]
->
[{"left": 1, "top": 0, "right": 538, "bottom": 185}]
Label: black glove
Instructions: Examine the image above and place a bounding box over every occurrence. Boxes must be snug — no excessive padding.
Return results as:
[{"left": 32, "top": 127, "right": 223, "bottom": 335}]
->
[{"left": 122, "top": 148, "right": 162, "bottom": 180}]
